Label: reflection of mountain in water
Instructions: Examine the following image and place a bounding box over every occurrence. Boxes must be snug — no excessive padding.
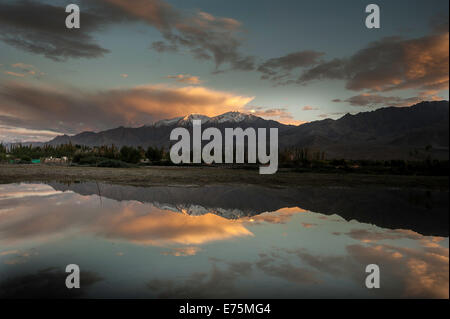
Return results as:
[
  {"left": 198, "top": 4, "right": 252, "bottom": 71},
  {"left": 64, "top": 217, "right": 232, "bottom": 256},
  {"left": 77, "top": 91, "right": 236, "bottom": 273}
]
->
[{"left": 49, "top": 182, "right": 449, "bottom": 236}]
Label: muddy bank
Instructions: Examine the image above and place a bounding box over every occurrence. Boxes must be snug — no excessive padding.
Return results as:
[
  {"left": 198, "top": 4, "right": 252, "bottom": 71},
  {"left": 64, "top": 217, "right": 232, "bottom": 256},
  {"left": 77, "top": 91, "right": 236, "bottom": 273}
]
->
[{"left": 0, "top": 164, "right": 448, "bottom": 189}]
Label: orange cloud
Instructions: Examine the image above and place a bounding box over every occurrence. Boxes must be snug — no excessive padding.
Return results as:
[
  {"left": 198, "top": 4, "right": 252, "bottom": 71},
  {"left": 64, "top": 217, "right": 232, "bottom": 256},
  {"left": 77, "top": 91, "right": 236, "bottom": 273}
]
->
[
  {"left": 4, "top": 71, "right": 25, "bottom": 77},
  {"left": 302, "top": 105, "right": 319, "bottom": 111},
  {"left": 0, "top": 81, "right": 254, "bottom": 135}
]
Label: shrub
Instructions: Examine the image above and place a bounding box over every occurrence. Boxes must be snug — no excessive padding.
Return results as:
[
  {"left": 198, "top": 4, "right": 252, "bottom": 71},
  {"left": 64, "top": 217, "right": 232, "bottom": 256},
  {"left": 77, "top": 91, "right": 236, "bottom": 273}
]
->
[{"left": 97, "top": 159, "right": 133, "bottom": 168}]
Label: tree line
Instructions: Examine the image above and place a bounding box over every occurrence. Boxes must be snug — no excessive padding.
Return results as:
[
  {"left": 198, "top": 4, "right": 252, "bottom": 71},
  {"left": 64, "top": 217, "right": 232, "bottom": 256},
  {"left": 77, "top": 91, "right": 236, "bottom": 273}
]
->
[
  {"left": 1, "top": 143, "right": 448, "bottom": 176},
  {"left": 0, "top": 143, "right": 167, "bottom": 166}
]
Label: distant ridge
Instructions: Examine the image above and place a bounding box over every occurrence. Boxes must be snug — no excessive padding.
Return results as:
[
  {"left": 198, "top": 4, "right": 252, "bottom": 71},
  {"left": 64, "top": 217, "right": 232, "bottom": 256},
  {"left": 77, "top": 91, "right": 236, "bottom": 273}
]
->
[{"left": 41, "top": 100, "right": 449, "bottom": 160}]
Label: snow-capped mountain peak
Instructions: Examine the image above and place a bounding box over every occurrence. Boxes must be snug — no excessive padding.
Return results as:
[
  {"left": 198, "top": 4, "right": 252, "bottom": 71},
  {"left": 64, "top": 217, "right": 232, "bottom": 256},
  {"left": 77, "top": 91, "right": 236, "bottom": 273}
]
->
[
  {"left": 152, "top": 111, "right": 261, "bottom": 127},
  {"left": 182, "top": 114, "right": 211, "bottom": 124},
  {"left": 213, "top": 111, "right": 259, "bottom": 123},
  {"left": 153, "top": 116, "right": 185, "bottom": 127}
]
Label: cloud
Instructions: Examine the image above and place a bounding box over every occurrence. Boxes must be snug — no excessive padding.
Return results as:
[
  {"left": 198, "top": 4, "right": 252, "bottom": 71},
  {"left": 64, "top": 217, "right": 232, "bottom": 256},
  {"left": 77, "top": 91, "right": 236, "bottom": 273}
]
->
[
  {"left": 95, "top": 0, "right": 255, "bottom": 71},
  {"left": 254, "top": 17, "right": 449, "bottom": 103},
  {"left": 317, "top": 112, "right": 347, "bottom": 119},
  {"left": 166, "top": 74, "right": 201, "bottom": 84},
  {"left": 11, "top": 63, "right": 43, "bottom": 76},
  {"left": 297, "top": 22, "right": 449, "bottom": 96},
  {"left": 0, "top": 125, "right": 63, "bottom": 143},
  {"left": 120, "top": 73, "right": 129, "bottom": 78},
  {"left": 151, "top": 40, "right": 178, "bottom": 53},
  {"left": 1, "top": 63, "right": 45, "bottom": 79},
  {"left": 302, "top": 105, "right": 319, "bottom": 111},
  {"left": 339, "top": 93, "right": 426, "bottom": 107},
  {"left": 301, "top": 222, "right": 317, "bottom": 228},
  {"left": 0, "top": 81, "right": 254, "bottom": 138},
  {"left": 0, "top": 0, "right": 255, "bottom": 69},
  {"left": 258, "top": 50, "right": 325, "bottom": 82},
  {"left": 0, "top": 1, "right": 116, "bottom": 61},
  {"left": 245, "top": 106, "right": 305, "bottom": 125},
  {"left": 3, "top": 71, "right": 25, "bottom": 78}
]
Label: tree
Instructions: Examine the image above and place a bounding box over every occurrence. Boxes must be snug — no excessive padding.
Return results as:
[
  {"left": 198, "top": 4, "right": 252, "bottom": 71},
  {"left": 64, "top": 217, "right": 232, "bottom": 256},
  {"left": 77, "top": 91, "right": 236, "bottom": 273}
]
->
[
  {"left": 146, "top": 146, "right": 163, "bottom": 161},
  {"left": 120, "top": 146, "right": 141, "bottom": 163}
]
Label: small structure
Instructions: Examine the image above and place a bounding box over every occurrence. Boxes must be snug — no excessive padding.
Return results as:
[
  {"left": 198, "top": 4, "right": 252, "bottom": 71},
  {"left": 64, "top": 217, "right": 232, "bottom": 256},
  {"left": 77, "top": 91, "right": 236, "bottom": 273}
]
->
[{"left": 43, "top": 156, "right": 69, "bottom": 164}]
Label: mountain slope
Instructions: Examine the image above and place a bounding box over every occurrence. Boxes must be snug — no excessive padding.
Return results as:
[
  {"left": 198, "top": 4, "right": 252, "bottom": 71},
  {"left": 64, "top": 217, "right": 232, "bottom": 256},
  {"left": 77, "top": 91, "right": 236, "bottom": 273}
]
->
[
  {"left": 49, "top": 111, "right": 290, "bottom": 148},
  {"left": 280, "top": 101, "right": 449, "bottom": 159},
  {"left": 47, "top": 101, "right": 449, "bottom": 160}
]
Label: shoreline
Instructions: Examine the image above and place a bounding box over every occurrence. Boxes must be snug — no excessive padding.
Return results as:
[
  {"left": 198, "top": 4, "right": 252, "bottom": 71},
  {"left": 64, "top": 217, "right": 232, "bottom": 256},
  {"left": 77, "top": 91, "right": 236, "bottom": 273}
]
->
[{"left": 0, "top": 164, "right": 448, "bottom": 190}]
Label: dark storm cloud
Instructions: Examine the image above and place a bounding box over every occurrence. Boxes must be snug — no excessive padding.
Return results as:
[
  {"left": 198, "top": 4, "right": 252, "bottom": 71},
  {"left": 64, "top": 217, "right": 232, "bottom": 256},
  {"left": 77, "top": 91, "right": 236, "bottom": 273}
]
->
[
  {"left": 257, "top": 50, "right": 325, "bottom": 81},
  {"left": 0, "top": 0, "right": 121, "bottom": 61}
]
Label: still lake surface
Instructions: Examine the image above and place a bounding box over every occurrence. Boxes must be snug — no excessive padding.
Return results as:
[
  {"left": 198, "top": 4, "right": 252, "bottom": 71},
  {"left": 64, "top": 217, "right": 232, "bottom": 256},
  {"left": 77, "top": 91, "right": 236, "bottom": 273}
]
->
[{"left": 0, "top": 182, "right": 448, "bottom": 298}]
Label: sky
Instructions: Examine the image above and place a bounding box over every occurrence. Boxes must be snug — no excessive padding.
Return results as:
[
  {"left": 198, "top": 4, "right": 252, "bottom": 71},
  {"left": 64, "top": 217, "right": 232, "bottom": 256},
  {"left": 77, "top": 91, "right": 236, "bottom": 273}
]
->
[{"left": 0, "top": 0, "right": 448, "bottom": 142}]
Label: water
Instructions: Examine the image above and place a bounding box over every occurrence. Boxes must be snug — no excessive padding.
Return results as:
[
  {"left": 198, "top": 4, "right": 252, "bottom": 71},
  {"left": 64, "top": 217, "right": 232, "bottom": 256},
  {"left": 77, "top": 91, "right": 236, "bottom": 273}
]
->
[{"left": 0, "top": 182, "right": 448, "bottom": 298}]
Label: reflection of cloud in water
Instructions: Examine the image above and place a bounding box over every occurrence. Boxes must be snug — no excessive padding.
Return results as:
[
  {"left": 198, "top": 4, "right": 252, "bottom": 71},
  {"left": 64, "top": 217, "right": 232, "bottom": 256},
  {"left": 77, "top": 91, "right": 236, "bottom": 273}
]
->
[
  {"left": 0, "top": 184, "right": 253, "bottom": 248},
  {"left": 347, "top": 243, "right": 448, "bottom": 298},
  {"left": 0, "top": 248, "right": 38, "bottom": 265},
  {"left": 145, "top": 225, "right": 449, "bottom": 298},
  {"left": 161, "top": 246, "right": 202, "bottom": 256},
  {"left": 0, "top": 183, "right": 62, "bottom": 200},
  {"left": 1, "top": 183, "right": 448, "bottom": 298},
  {"left": 281, "top": 228, "right": 449, "bottom": 298},
  {"left": 243, "top": 207, "right": 307, "bottom": 224},
  {"left": 95, "top": 205, "right": 253, "bottom": 246},
  {"left": 147, "top": 261, "right": 254, "bottom": 298}
]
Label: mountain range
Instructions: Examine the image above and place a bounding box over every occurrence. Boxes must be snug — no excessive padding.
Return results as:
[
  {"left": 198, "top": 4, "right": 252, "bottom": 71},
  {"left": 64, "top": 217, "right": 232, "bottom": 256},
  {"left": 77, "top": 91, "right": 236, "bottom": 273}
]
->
[{"left": 43, "top": 100, "right": 449, "bottom": 160}]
